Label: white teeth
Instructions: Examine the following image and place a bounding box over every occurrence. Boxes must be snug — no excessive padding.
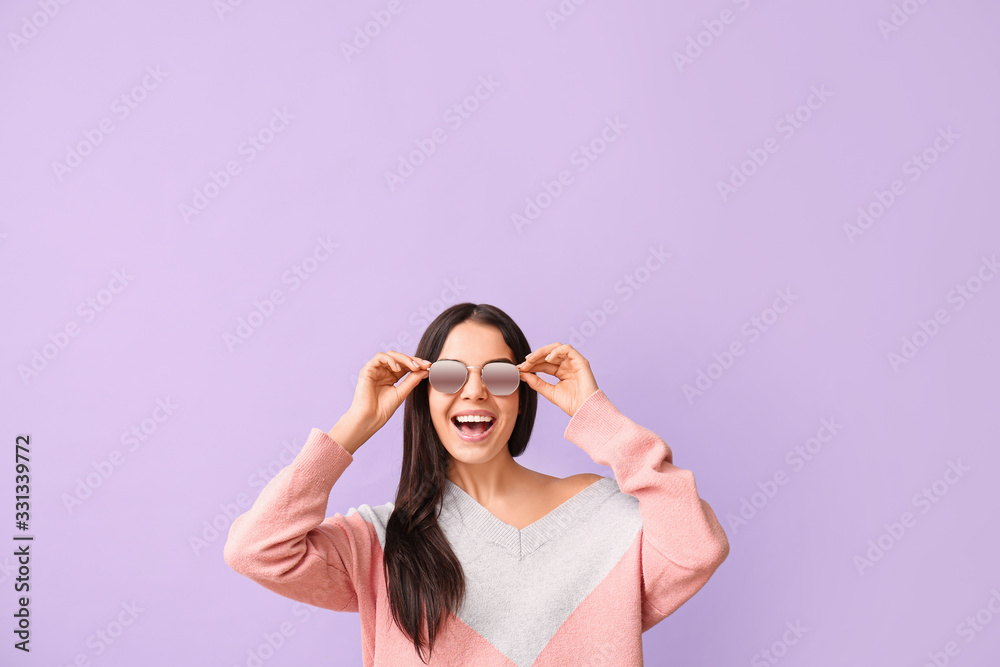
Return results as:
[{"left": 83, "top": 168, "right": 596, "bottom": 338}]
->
[{"left": 454, "top": 415, "right": 494, "bottom": 423}]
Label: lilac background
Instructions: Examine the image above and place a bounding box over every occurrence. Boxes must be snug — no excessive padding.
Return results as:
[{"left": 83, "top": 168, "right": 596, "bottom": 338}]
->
[{"left": 2, "top": 0, "right": 999, "bottom": 665}]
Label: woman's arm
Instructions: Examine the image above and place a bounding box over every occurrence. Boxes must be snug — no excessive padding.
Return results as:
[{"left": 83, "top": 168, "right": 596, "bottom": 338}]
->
[
  {"left": 223, "top": 423, "right": 379, "bottom": 613},
  {"left": 563, "top": 390, "right": 730, "bottom": 631}
]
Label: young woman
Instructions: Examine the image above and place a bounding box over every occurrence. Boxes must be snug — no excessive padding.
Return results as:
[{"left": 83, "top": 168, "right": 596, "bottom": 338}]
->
[{"left": 224, "top": 303, "right": 730, "bottom": 666}]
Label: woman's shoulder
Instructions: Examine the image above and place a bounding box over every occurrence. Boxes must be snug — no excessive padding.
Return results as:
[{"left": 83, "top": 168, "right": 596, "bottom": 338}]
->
[
  {"left": 561, "top": 472, "right": 604, "bottom": 488},
  {"left": 553, "top": 473, "right": 606, "bottom": 501}
]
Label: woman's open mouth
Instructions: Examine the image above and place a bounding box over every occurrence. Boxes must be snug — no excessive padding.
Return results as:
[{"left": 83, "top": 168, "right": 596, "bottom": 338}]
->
[{"left": 451, "top": 415, "right": 496, "bottom": 442}]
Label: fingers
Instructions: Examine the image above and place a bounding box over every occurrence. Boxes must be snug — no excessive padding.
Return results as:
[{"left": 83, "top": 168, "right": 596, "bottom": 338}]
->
[
  {"left": 396, "top": 364, "right": 430, "bottom": 397},
  {"left": 519, "top": 344, "right": 560, "bottom": 373},
  {"left": 388, "top": 350, "right": 428, "bottom": 371},
  {"left": 522, "top": 342, "right": 563, "bottom": 363},
  {"left": 519, "top": 368, "right": 554, "bottom": 402},
  {"left": 379, "top": 350, "right": 431, "bottom": 374},
  {"left": 375, "top": 352, "right": 401, "bottom": 373},
  {"left": 522, "top": 342, "right": 588, "bottom": 366},
  {"left": 519, "top": 343, "right": 589, "bottom": 374},
  {"left": 542, "top": 344, "right": 586, "bottom": 364},
  {"left": 517, "top": 359, "right": 561, "bottom": 375}
]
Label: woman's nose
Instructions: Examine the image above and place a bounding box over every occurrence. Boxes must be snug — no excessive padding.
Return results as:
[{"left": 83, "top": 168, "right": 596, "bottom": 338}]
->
[{"left": 461, "top": 368, "right": 488, "bottom": 396}]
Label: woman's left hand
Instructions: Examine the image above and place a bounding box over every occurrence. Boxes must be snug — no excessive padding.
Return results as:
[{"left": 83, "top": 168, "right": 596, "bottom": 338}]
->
[{"left": 516, "top": 343, "right": 600, "bottom": 418}]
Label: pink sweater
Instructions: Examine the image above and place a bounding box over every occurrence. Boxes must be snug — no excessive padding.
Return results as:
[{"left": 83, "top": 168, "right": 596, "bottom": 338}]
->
[{"left": 224, "top": 389, "right": 730, "bottom": 666}]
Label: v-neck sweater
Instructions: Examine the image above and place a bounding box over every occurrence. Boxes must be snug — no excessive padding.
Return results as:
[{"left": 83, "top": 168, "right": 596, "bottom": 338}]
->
[
  {"left": 441, "top": 472, "right": 614, "bottom": 560},
  {"left": 224, "top": 389, "right": 730, "bottom": 666}
]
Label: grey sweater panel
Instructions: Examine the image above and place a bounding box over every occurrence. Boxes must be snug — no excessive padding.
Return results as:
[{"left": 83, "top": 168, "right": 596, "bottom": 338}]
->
[{"left": 347, "top": 477, "right": 642, "bottom": 667}]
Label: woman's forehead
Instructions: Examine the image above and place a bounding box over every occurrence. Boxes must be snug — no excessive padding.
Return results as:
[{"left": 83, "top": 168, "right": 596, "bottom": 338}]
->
[{"left": 440, "top": 323, "right": 512, "bottom": 358}]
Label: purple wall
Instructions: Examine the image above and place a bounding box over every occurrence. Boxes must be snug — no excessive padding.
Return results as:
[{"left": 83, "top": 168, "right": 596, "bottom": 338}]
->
[{"left": 2, "top": 1, "right": 998, "bottom": 665}]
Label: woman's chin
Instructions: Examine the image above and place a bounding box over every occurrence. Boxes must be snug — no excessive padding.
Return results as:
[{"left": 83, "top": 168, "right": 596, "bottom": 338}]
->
[{"left": 443, "top": 438, "right": 505, "bottom": 465}]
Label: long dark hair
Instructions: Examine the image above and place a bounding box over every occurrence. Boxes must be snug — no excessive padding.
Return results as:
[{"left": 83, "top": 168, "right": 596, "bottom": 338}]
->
[{"left": 382, "top": 303, "right": 537, "bottom": 662}]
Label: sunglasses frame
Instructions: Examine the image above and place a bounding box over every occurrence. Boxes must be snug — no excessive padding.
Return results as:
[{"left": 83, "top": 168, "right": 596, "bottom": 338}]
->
[{"left": 427, "top": 359, "right": 521, "bottom": 396}]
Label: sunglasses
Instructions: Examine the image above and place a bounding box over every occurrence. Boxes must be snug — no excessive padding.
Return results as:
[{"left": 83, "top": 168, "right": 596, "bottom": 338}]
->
[{"left": 427, "top": 359, "right": 521, "bottom": 396}]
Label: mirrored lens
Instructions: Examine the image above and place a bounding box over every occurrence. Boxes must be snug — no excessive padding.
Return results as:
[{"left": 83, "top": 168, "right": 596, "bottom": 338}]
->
[
  {"left": 428, "top": 360, "right": 467, "bottom": 394},
  {"left": 482, "top": 362, "right": 519, "bottom": 396},
  {"left": 428, "top": 360, "right": 520, "bottom": 395}
]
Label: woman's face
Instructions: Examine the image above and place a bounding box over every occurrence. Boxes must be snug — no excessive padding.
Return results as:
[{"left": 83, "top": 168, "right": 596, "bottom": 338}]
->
[{"left": 428, "top": 321, "right": 521, "bottom": 470}]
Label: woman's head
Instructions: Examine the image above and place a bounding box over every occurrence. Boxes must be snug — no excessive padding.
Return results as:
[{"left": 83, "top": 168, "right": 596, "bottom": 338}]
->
[
  {"left": 383, "top": 303, "right": 537, "bottom": 662},
  {"left": 420, "top": 306, "right": 537, "bottom": 470}
]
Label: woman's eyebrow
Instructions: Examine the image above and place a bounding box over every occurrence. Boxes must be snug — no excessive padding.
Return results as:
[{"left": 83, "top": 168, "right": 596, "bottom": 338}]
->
[{"left": 440, "top": 357, "right": 515, "bottom": 365}]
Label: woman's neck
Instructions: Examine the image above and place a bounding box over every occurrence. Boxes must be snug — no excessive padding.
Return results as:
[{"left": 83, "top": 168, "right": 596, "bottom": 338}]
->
[{"left": 446, "top": 458, "right": 541, "bottom": 507}]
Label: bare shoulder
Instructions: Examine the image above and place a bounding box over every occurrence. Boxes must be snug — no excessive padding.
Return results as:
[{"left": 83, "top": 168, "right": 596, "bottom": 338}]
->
[
  {"left": 524, "top": 471, "right": 604, "bottom": 505},
  {"left": 560, "top": 473, "right": 604, "bottom": 494}
]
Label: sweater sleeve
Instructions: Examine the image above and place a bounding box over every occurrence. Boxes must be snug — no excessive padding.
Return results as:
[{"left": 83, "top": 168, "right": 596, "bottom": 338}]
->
[
  {"left": 223, "top": 427, "right": 378, "bottom": 613},
  {"left": 563, "top": 390, "right": 730, "bottom": 632}
]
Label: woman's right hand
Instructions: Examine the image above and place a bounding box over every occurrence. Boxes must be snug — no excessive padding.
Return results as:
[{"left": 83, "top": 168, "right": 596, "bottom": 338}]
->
[{"left": 345, "top": 350, "right": 431, "bottom": 439}]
